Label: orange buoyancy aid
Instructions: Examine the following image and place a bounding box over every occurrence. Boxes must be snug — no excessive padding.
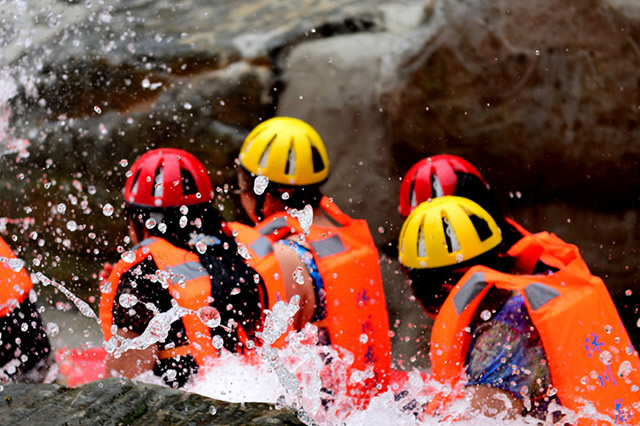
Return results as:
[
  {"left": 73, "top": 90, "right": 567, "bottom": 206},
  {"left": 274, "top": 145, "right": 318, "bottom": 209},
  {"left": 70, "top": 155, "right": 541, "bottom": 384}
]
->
[
  {"left": 227, "top": 222, "right": 287, "bottom": 310},
  {"left": 99, "top": 237, "right": 219, "bottom": 366},
  {"left": 255, "top": 196, "right": 392, "bottom": 400},
  {"left": 430, "top": 231, "right": 640, "bottom": 424},
  {"left": 0, "top": 237, "right": 33, "bottom": 318}
]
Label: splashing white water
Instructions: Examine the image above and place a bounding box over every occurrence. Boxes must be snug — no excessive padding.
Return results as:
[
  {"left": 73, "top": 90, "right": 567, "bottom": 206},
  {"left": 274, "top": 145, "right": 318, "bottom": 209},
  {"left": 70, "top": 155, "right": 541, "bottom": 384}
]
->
[{"left": 288, "top": 204, "right": 313, "bottom": 235}]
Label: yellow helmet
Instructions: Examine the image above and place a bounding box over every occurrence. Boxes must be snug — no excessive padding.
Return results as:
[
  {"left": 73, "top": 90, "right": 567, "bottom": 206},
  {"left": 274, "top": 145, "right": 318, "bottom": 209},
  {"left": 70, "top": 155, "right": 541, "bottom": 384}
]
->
[
  {"left": 238, "top": 117, "right": 330, "bottom": 186},
  {"left": 398, "top": 196, "right": 502, "bottom": 269}
]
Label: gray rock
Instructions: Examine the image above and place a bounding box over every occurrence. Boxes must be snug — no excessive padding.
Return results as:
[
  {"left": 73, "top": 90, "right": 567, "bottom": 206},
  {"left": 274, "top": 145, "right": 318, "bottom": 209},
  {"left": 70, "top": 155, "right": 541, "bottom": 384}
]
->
[{"left": 0, "top": 378, "right": 303, "bottom": 425}]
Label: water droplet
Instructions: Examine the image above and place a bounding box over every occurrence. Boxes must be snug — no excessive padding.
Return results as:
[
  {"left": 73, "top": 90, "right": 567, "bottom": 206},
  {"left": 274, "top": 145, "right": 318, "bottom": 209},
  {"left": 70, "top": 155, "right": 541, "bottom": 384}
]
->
[
  {"left": 198, "top": 306, "right": 221, "bottom": 328},
  {"left": 94, "top": 106, "right": 102, "bottom": 114},
  {"left": 57, "top": 203, "right": 67, "bottom": 214},
  {"left": 120, "top": 159, "right": 128, "bottom": 167},
  {"left": 618, "top": 360, "right": 633, "bottom": 378},
  {"left": 237, "top": 243, "right": 251, "bottom": 260},
  {"left": 254, "top": 176, "right": 269, "bottom": 195},
  {"left": 145, "top": 218, "right": 157, "bottom": 229},
  {"left": 66, "top": 220, "right": 77, "bottom": 232},
  {"left": 281, "top": 192, "right": 290, "bottom": 200},
  {"left": 604, "top": 324, "right": 613, "bottom": 334},
  {"left": 196, "top": 241, "right": 207, "bottom": 254},
  {"left": 626, "top": 289, "right": 633, "bottom": 296},
  {"left": 184, "top": 102, "right": 192, "bottom": 110},
  {"left": 288, "top": 204, "right": 313, "bottom": 235},
  {"left": 212, "top": 335, "right": 224, "bottom": 349},
  {"left": 118, "top": 293, "right": 138, "bottom": 309},
  {"left": 121, "top": 251, "right": 136, "bottom": 263},
  {"left": 164, "top": 369, "right": 177, "bottom": 381},
  {"left": 293, "top": 266, "right": 305, "bottom": 285},
  {"left": 253, "top": 274, "right": 260, "bottom": 284},
  {"left": 480, "top": 310, "right": 492, "bottom": 321},
  {"left": 359, "top": 333, "right": 369, "bottom": 344},
  {"left": 102, "top": 203, "right": 114, "bottom": 217},
  {"left": 535, "top": 49, "right": 540, "bottom": 56},
  {"left": 21, "top": 322, "right": 28, "bottom": 332},
  {"left": 46, "top": 322, "right": 59, "bottom": 336},
  {"left": 209, "top": 406, "right": 217, "bottom": 416},
  {"left": 377, "top": 227, "right": 384, "bottom": 234},
  {"left": 599, "top": 350, "right": 613, "bottom": 365},
  {"left": 179, "top": 216, "right": 188, "bottom": 228},
  {"left": 456, "top": 253, "right": 464, "bottom": 263},
  {"left": 7, "top": 258, "right": 24, "bottom": 272},
  {"left": 158, "top": 223, "right": 167, "bottom": 234},
  {"left": 180, "top": 205, "right": 189, "bottom": 215},
  {"left": 88, "top": 185, "right": 97, "bottom": 195}
]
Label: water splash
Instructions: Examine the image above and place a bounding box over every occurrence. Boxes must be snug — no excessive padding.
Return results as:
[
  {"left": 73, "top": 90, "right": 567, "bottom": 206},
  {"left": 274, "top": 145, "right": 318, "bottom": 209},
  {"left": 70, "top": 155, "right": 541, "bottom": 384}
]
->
[
  {"left": 288, "top": 204, "right": 313, "bottom": 235},
  {"left": 34, "top": 272, "right": 98, "bottom": 321},
  {"left": 253, "top": 175, "right": 269, "bottom": 195}
]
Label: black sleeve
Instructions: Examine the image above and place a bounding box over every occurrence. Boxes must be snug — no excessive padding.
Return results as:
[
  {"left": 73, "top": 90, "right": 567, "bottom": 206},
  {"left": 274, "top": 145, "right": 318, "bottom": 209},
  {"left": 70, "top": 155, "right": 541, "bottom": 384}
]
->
[
  {"left": 0, "top": 297, "right": 52, "bottom": 379},
  {"left": 112, "top": 257, "right": 174, "bottom": 335}
]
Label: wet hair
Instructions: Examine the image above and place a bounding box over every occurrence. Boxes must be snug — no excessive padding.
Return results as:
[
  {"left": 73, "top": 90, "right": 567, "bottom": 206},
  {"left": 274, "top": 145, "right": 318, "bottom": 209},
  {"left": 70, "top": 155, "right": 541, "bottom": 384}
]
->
[
  {"left": 125, "top": 202, "right": 266, "bottom": 350},
  {"left": 239, "top": 167, "right": 325, "bottom": 221},
  {"left": 454, "top": 172, "right": 523, "bottom": 249},
  {"left": 408, "top": 245, "right": 515, "bottom": 314}
]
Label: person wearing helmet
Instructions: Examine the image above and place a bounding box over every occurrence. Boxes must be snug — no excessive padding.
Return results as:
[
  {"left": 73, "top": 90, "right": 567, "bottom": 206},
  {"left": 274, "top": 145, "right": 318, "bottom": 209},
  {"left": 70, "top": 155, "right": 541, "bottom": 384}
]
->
[
  {"left": 399, "top": 196, "right": 640, "bottom": 421},
  {"left": 232, "top": 116, "right": 392, "bottom": 402},
  {"left": 99, "top": 148, "right": 267, "bottom": 388},
  {"left": 399, "top": 154, "right": 526, "bottom": 247},
  {"left": 0, "top": 237, "right": 52, "bottom": 384}
]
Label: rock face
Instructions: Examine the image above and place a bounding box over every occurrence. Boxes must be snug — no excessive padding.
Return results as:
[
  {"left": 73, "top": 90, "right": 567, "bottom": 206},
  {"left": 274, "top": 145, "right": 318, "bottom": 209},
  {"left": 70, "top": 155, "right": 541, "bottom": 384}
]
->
[
  {"left": 1, "top": 0, "right": 640, "bottom": 371},
  {"left": 0, "top": 379, "right": 303, "bottom": 425}
]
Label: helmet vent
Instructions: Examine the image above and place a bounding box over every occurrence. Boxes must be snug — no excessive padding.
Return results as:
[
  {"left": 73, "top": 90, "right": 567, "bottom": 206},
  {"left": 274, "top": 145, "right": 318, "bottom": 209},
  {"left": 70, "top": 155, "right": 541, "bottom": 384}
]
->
[
  {"left": 409, "top": 170, "right": 419, "bottom": 209},
  {"left": 153, "top": 166, "right": 164, "bottom": 197},
  {"left": 468, "top": 214, "right": 493, "bottom": 242},
  {"left": 417, "top": 224, "right": 427, "bottom": 258},
  {"left": 442, "top": 216, "right": 461, "bottom": 253},
  {"left": 131, "top": 169, "right": 142, "bottom": 195},
  {"left": 431, "top": 174, "right": 444, "bottom": 198},
  {"left": 285, "top": 141, "right": 296, "bottom": 176},
  {"left": 310, "top": 142, "right": 324, "bottom": 174},
  {"left": 181, "top": 168, "right": 198, "bottom": 195},
  {"left": 259, "top": 134, "right": 277, "bottom": 168}
]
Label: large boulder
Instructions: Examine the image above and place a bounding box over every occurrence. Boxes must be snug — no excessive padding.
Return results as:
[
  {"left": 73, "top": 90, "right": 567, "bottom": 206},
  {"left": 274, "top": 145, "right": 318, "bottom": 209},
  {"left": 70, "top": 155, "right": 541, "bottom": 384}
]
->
[{"left": 380, "top": 0, "right": 640, "bottom": 297}]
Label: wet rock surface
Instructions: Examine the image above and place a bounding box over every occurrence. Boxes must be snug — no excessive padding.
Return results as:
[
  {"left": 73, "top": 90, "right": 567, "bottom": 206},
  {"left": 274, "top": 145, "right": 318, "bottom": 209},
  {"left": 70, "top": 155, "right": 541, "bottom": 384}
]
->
[{"left": 0, "top": 378, "right": 303, "bottom": 425}]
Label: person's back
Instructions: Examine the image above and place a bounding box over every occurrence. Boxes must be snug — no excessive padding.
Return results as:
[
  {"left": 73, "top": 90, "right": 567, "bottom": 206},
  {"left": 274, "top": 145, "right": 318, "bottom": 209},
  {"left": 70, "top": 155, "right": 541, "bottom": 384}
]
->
[
  {"left": 99, "top": 149, "right": 266, "bottom": 388},
  {"left": 0, "top": 236, "right": 52, "bottom": 383},
  {"left": 398, "top": 197, "right": 640, "bottom": 422},
  {"left": 233, "top": 116, "right": 392, "bottom": 401}
]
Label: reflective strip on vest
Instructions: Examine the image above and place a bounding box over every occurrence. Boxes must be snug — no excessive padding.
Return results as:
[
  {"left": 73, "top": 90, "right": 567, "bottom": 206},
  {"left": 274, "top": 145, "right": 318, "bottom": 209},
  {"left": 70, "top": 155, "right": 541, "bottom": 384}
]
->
[
  {"left": 310, "top": 235, "right": 346, "bottom": 258},
  {"left": 250, "top": 236, "right": 274, "bottom": 257},
  {"left": 132, "top": 237, "right": 157, "bottom": 252},
  {"left": 524, "top": 282, "right": 560, "bottom": 311},
  {"left": 260, "top": 217, "right": 288, "bottom": 236},
  {"left": 166, "top": 262, "right": 209, "bottom": 281},
  {"left": 453, "top": 272, "right": 488, "bottom": 315}
]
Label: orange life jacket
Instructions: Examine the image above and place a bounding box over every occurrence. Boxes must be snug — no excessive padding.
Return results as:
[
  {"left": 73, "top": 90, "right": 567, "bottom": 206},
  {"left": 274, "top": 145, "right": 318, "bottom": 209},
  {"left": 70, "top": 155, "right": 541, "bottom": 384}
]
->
[
  {"left": 100, "top": 238, "right": 230, "bottom": 366},
  {"left": 429, "top": 231, "right": 640, "bottom": 424},
  {"left": 0, "top": 237, "right": 33, "bottom": 318},
  {"left": 227, "top": 222, "right": 287, "bottom": 309},
  {"left": 254, "top": 196, "right": 392, "bottom": 401}
]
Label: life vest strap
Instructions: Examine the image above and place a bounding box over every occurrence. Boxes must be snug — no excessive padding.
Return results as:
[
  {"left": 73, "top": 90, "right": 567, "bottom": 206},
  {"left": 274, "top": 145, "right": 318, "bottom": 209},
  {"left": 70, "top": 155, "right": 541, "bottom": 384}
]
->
[{"left": 158, "top": 345, "right": 192, "bottom": 360}]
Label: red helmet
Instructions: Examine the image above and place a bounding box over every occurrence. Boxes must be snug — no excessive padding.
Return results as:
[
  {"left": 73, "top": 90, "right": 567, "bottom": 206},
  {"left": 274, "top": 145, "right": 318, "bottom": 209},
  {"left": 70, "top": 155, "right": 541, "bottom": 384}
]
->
[
  {"left": 123, "top": 148, "right": 214, "bottom": 207},
  {"left": 398, "top": 154, "right": 488, "bottom": 217}
]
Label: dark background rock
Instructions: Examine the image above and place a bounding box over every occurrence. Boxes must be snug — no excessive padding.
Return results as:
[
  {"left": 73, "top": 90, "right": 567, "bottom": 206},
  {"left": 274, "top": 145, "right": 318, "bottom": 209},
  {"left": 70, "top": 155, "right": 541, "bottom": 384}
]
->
[{"left": 0, "top": 378, "right": 303, "bottom": 425}]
